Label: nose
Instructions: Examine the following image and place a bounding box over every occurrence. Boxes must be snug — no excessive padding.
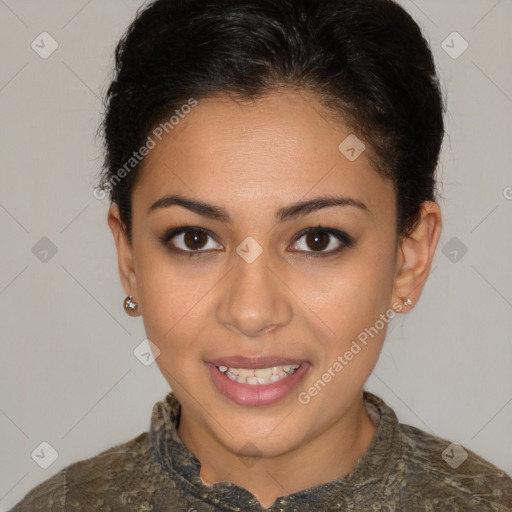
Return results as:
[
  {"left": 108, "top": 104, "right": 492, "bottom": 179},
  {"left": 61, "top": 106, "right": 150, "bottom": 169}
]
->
[{"left": 216, "top": 247, "right": 293, "bottom": 338}]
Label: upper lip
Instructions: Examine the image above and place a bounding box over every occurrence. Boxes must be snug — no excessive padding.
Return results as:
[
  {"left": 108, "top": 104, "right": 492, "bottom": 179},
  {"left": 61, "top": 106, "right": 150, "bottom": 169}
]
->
[{"left": 206, "top": 356, "right": 309, "bottom": 369}]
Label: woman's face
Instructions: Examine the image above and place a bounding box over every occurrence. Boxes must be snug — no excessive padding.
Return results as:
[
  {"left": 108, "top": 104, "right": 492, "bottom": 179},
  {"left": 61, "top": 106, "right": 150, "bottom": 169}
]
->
[{"left": 112, "top": 90, "right": 404, "bottom": 458}]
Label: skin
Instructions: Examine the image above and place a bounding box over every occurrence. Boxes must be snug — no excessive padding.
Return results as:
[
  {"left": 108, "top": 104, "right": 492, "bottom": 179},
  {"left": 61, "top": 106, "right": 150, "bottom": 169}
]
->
[{"left": 108, "top": 89, "right": 442, "bottom": 508}]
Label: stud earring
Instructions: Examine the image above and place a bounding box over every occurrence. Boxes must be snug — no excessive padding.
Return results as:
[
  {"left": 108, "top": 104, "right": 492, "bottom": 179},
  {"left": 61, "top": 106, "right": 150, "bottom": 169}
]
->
[
  {"left": 123, "top": 296, "right": 139, "bottom": 316},
  {"left": 401, "top": 297, "right": 413, "bottom": 307}
]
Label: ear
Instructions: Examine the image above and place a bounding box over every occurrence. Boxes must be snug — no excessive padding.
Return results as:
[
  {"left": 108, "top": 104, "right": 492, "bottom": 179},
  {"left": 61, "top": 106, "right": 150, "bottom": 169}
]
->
[
  {"left": 107, "top": 205, "right": 141, "bottom": 314},
  {"left": 392, "top": 201, "right": 442, "bottom": 312}
]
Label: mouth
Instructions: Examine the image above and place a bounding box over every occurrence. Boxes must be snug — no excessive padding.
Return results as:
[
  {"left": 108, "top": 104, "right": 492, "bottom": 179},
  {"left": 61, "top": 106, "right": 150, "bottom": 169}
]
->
[
  {"left": 217, "top": 364, "right": 300, "bottom": 385},
  {"left": 205, "top": 356, "right": 311, "bottom": 407}
]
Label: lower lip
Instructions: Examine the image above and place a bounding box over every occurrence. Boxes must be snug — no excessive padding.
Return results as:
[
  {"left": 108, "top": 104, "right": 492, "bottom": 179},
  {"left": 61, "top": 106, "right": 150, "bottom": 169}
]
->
[{"left": 205, "top": 362, "right": 311, "bottom": 407}]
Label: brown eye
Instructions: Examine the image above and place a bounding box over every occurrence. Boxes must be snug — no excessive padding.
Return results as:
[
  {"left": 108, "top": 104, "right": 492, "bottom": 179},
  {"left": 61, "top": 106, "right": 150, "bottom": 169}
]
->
[
  {"left": 290, "top": 227, "right": 354, "bottom": 256},
  {"left": 160, "top": 227, "right": 223, "bottom": 255},
  {"left": 183, "top": 230, "right": 209, "bottom": 250},
  {"left": 304, "top": 232, "right": 330, "bottom": 251}
]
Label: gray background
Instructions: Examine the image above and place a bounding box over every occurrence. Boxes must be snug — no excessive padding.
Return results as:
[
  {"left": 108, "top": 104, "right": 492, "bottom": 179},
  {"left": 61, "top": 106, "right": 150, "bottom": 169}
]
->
[{"left": 1, "top": 0, "right": 511, "bottom": 509}]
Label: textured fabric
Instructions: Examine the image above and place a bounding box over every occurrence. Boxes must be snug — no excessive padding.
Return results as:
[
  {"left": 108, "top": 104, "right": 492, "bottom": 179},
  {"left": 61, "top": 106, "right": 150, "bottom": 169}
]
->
[{"left": 9, "top": 391, "right": 512, "bottom": 511}]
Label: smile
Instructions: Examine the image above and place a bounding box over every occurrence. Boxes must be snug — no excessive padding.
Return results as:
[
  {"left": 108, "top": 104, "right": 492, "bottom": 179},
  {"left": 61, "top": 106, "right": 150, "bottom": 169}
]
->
[
  {"left": 205, "top": 357, "right": 311, "bottom": 407},
  {"left": 218, "top": 364, "right": 300, "bottom": 385}
]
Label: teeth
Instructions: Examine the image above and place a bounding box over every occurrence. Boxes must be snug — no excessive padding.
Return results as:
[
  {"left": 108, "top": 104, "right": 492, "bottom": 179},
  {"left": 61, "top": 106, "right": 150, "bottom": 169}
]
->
[
  {"left": 237, "top": 368, "right": 255, "bottom": 378},
  {"left": 218, "top": 364, "right": 300, "bottom": 385},
  {"left": 254, "top": 367, "right": 272, "bottom": 378}
]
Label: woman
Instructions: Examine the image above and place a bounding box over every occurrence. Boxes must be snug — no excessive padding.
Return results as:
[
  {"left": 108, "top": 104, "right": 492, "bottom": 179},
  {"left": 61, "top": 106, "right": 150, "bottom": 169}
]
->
[{"left": 10, "top": 0, "right": 512, "bottom": 510}]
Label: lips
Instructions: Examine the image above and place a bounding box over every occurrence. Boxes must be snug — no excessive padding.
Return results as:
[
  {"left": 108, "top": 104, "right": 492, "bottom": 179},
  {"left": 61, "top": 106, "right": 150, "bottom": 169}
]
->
[{"left": 205, "top": 356, "right": 311, "bottom": 407}]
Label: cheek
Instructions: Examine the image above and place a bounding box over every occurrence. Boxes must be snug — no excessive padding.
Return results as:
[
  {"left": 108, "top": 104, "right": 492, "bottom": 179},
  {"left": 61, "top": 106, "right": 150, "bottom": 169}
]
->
[
  {"left": 301, "top": 258, "right": 395, "bottom": 407},
  {"left": 308, "top": 243, "right": 397, "bottom": 337},
  {"left": 298, "top": 241, "right": 397, "bottom": 395},
  {"left": 138, "top": 265, "right": 208, "bottom": 385},
  {"left": 134, "top": 244, "right": 207, "bottom": 351}
]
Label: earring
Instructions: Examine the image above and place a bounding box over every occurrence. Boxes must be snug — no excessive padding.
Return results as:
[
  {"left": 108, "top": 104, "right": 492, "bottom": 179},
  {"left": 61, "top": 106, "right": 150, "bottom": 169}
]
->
[
  {"left": 123, "top": 296, "right": 139, "bottom": 316},
  {"left": 401, "top": 297, "right": 413, "bottom": 307}
]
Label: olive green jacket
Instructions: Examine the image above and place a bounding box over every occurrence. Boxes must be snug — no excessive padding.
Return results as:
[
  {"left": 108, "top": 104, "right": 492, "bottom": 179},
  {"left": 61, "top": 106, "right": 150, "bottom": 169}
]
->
[{"left": 9, "top": 391, "right": 512, "bottom": 511}]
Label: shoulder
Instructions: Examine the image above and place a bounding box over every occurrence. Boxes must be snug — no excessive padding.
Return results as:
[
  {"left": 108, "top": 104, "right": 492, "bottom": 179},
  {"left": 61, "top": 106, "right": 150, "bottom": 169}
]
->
[
  {"left": 395, "top": 422, "right": 512, "bottom": 510},
  {"left": 8, "top": 431, "right": 174, "bottom": 512}
]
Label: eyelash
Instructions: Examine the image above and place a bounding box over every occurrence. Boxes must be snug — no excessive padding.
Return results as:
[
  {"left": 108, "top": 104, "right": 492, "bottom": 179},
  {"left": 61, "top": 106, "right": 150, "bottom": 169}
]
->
[{"left": 158, "top": 225, "right": 355, "bottom": 259}]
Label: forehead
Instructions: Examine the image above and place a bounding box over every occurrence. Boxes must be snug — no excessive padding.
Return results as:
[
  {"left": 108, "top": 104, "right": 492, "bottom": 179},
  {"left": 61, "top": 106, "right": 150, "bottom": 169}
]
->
[{"left": 133, "top": 90, "right": 394, "bottom": 220}]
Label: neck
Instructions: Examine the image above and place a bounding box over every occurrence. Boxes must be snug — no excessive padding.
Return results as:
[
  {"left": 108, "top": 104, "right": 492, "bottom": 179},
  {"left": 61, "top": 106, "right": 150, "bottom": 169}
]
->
[{"left": 177, "top": 394, "right": 378, "bottom": 509}]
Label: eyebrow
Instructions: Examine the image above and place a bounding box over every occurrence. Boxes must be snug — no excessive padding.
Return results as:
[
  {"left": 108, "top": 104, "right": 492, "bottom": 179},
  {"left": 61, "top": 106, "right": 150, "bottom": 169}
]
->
[{"left": 147, "top": 194, "right": 369, "bottom": 223}]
